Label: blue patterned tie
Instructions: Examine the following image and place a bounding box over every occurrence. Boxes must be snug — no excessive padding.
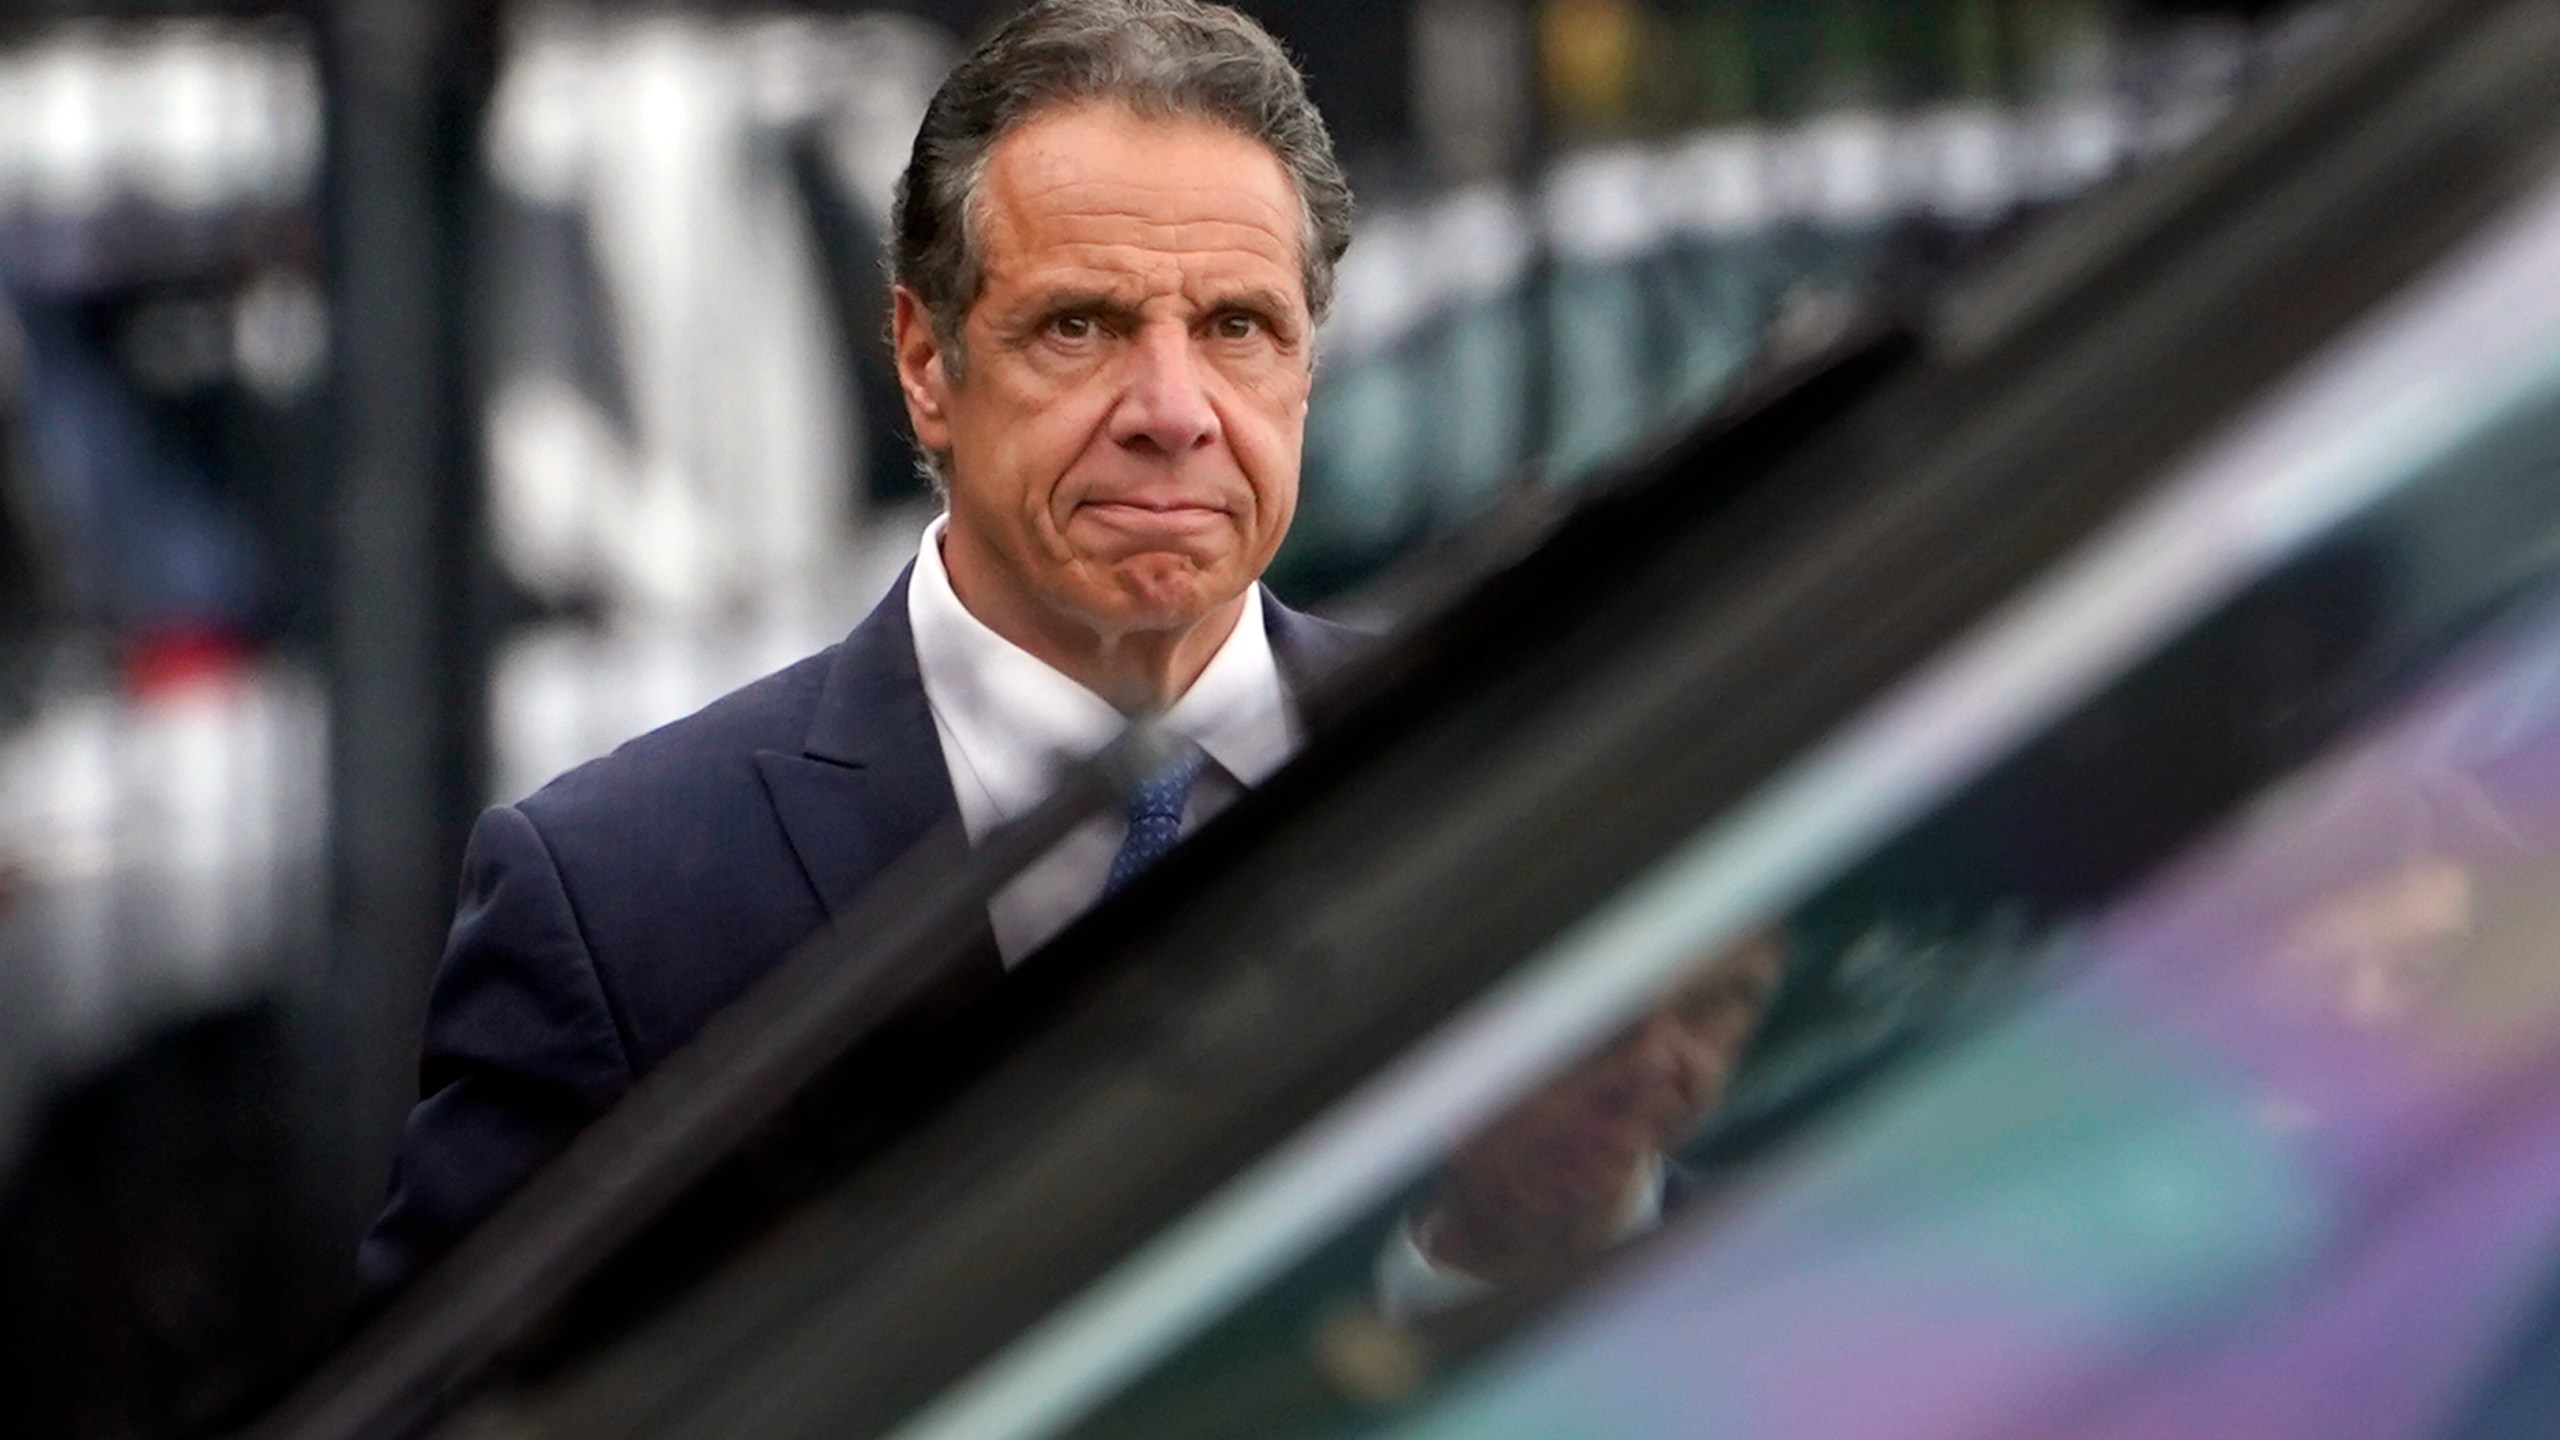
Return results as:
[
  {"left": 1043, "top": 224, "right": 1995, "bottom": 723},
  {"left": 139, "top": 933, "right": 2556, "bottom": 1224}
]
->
[{"left": 1105, "top": 747, "right": 1209, "bottom": 894}]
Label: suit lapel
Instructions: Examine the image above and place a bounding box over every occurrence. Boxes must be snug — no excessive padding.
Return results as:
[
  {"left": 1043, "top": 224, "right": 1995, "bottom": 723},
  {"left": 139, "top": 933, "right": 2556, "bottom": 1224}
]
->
[
  {"left": 1262, "top": 587, "right": 1367, "bottom": 723},
  {"left": 750, "top": 571, "right": 1357, "bottom": 993},
  {"left": 754, "top": 566, "right": 972, "bottom": 921}
]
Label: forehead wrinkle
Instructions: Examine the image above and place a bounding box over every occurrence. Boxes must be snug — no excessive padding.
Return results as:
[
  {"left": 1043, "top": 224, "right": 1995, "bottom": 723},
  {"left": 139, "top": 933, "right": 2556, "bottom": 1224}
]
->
[
  {"left": 987, "top": 236, "right": 1301, "bottom": 311},
  {"left": 1041, "top": 211, "right": 1296, "bottom": 258},
  {"left": 1013, "top": 240, "right": 1293, "bottom": 282},
  {"left": 978, "top": 184, "right": 1295, "bottom": 272},
  {"left": 998, "top": 112, "right": 1296, "bottom": 199},
  {"left": 1021, "top": 173, "right": 1298, "bottom": 230},
  {"left": 993, "top": 192, "right": 1299, "bottom": 268},
  {"left": 982, "top": 115, "right": 1303, "bottom": 236}
]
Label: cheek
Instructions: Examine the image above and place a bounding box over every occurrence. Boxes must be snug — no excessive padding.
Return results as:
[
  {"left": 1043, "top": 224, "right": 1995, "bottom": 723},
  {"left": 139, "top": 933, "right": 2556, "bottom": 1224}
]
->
[
  {"left": 964, "top": 375, "right": 1114, "bottom": 530},
  {"left": 1222, "top": 372, "right": 1309, "bottom": 535}
]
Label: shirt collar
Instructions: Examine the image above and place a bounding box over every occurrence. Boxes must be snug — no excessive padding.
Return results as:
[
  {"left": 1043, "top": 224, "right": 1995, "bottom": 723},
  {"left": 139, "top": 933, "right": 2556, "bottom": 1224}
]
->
[{"left": 907, "top": 516, "right": 1297, "bottom": 825}]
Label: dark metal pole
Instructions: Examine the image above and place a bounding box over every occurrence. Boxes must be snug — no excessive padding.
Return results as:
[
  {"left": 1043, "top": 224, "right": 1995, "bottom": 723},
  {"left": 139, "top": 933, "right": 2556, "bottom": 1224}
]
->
[{"left": 310, "top": 0, "right": 499, "bottom": 1284}]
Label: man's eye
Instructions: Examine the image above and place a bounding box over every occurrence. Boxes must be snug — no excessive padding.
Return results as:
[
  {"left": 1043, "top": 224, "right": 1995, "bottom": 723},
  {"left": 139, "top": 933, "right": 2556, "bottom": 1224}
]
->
[
  {"left": 1049, "top": 313, "right": 1097, "bottom": 341},
  {"left": 1212, "top": 312, "right": 1264, "bottom": 341}
]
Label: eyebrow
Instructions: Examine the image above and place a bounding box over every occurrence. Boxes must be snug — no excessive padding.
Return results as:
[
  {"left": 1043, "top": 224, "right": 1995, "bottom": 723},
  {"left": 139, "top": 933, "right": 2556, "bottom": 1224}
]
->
[
  {"left": 1202, "top": 286, "right": 1295, "bottom": 316},
  {"left": 1008, "top": 288, "right": 1145, "bottom": 329}
]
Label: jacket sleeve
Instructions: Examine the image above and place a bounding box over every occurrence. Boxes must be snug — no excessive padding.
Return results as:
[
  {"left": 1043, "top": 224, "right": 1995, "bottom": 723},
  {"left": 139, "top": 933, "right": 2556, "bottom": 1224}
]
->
[{"left": 358, "top": 803, "right": 637, "bottom": 1297}]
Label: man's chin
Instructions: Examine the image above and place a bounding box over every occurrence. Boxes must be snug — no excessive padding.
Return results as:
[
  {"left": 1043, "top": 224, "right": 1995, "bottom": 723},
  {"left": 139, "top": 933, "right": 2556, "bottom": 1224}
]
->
[{"left": 1079, "top": 558, "right": 1248, "bottom": 635}]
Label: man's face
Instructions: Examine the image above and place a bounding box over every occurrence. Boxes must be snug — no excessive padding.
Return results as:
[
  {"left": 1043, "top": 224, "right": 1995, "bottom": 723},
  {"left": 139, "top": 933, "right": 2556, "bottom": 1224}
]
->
[
  {"left": 895, "top": 103, "right": 1312, "bottom": 647},
  {"left": 1444, "top": 937, "right": 1784, "bottom": 1225}
]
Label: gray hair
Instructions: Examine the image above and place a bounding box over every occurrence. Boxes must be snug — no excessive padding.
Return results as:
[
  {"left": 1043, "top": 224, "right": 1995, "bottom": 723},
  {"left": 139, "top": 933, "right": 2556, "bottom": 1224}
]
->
[{"left": 890, "top": 0, "right": 1354, "bottom": 380}]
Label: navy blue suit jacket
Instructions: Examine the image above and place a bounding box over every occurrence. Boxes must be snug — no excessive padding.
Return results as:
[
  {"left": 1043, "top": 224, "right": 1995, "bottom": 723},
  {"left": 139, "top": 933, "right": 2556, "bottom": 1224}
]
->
[{"left": 361, "top": 570, "right": 1358, "bottom": 1293}]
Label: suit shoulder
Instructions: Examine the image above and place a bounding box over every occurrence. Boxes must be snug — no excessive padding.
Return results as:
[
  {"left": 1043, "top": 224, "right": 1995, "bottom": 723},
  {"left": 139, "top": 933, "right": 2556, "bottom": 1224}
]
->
[
  {"left": 1265, "top": 595, "right": 1376, "bottom": 702},
  {"left": 517, "top": 645, "right": 838, "bottom": 833},
  {"left": 1293, "top": 609, "right": 1371, "bottom": 650}
]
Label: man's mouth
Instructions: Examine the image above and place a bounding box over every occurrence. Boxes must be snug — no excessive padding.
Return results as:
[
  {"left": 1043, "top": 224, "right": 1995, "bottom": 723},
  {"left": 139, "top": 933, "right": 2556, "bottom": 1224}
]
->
[{"left": 1077, "top": 496, "right": 1230, "bottom": 533}]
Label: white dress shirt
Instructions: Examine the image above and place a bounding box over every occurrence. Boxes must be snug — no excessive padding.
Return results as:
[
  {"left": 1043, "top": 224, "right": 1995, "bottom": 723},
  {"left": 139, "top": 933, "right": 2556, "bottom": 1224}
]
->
[{"left": 906, "top": 515, "right": 1300, "bottom": 964}]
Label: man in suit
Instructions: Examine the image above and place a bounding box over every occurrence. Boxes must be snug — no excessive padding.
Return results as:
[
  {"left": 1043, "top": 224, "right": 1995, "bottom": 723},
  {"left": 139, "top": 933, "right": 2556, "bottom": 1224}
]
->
[{"left": 360, "top": 0, "right": 1359, "bottom": 1294}]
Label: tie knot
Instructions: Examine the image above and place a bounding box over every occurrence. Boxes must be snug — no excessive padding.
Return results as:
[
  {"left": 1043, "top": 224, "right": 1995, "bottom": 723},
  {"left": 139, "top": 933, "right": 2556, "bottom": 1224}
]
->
[{"left": 1124, "top": 749, "right": 1207, "bottom": 827}]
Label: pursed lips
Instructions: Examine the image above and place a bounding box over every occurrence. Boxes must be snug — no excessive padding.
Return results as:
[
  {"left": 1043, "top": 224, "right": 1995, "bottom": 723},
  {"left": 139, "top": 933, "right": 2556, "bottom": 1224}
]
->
[{"left": 1073, "top": 491, "right": 1236, "bottom": 530}]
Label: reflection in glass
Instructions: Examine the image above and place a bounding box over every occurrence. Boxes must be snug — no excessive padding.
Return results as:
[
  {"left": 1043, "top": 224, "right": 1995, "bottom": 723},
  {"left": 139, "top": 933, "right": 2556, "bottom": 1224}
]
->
[
  {"left": 1408, "top": 936, "right": 1783, "bottom": 1292},
  {"left": 1382, "top": 587, "right": 2560, "bottom": 1440},
  {"left": 1033, "top": 177, "right": 2560, "bottom": 1440}
]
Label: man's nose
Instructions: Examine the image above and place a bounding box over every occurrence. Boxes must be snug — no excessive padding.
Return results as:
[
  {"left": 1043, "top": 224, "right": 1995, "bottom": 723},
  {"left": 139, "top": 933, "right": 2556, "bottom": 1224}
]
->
[{"left": 1110, "top": 326, "right": 1219, "bottom": 457}]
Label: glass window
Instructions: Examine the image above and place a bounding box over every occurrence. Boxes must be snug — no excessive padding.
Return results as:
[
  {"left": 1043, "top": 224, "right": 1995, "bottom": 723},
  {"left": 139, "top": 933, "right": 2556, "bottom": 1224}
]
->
[{"left": 881, "top": 157, "right": 2560, "bottom": 1440}]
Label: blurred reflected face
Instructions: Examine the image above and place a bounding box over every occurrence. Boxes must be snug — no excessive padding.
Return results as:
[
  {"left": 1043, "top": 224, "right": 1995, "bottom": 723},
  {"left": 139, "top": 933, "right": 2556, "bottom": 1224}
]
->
[
  {"left": 1446, "top": 937, "right": 1785, "bottom": 1225},
  {"left": 895, "top": 103, "right": 1312, "bottom": 647}
]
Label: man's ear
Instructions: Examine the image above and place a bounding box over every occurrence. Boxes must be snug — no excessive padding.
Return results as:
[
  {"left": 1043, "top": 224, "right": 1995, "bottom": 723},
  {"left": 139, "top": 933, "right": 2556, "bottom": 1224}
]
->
[{"left": 891, "top": 287, "right": 954, "bottom": 452}]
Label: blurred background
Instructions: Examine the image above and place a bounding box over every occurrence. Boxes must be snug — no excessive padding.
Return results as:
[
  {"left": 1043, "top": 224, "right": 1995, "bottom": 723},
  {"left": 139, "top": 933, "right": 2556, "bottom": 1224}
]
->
[{"left": 0, "top": 0, "right": 2357, "bottom": 1434}]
